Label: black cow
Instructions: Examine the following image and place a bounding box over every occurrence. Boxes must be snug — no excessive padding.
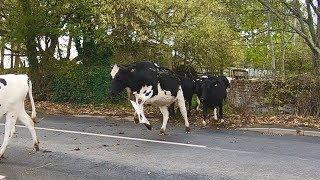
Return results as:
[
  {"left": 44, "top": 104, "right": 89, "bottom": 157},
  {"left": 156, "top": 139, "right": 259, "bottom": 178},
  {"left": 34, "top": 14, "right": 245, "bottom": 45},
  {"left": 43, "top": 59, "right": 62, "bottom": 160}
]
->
[
  {"left": 173, "top": 65, "right": 198, "bottom": 115},
  {"left": 195, "top": 75, "right": 231, "bottom": 111},
  {"left": 194, "top": 75, "right": 213, "bottom": 111},
  {"left": 198, "top": 76, "right": 230, "bottom": 126},
  {"left": 167, "top": 76, "right": 195, "bottom": 117},
  {"left": 109, "top": 61, "right": 191, "bottom": 135},
  {"left": 179, "top": 76, "right": 195, "bottom": 115}
]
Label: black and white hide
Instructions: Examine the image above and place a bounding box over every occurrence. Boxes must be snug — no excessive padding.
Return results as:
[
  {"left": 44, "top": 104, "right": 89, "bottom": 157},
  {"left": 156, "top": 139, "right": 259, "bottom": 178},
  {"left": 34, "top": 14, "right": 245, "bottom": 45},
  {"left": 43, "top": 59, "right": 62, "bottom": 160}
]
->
[
  {"left": 109, "top": 61, "right": 190, "bottom": 135},
  {"left": 0, "top": 74, "right": 39, "bottom": 158}
]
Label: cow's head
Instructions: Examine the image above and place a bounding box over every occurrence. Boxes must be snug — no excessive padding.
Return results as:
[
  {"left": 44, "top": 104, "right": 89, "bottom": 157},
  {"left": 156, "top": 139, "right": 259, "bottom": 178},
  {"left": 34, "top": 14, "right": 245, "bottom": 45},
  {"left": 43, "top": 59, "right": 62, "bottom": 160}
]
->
[
  {"left": 109, "top": 65, "right": 133, "bottom": 96},
  {"left": 195, "top": 76, "right": 211, "bottom": 97},
  {"left": 219, "top": 76, "right": 231, "bottom": 89},
  {"left": 200, "top": 77, "right": 219, "bottom": 102}
]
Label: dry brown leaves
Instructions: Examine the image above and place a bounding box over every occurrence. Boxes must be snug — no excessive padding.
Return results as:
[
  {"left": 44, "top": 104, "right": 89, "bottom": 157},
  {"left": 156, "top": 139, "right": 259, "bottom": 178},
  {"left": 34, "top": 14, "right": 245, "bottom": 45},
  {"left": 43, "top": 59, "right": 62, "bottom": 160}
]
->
[
  {"left": 32, "top": 101, "right": 161, "bottom": 119},
  {"left": 29, "top": 101, "right": 320, "bottom": 130}
]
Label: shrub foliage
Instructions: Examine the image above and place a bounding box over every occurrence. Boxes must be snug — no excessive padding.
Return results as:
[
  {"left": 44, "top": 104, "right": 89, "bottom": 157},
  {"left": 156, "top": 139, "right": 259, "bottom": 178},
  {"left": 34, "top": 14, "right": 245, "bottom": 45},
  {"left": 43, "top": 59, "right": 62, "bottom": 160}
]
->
[{"left": 50, "top": 65, "right": 125, "bottom": 105}]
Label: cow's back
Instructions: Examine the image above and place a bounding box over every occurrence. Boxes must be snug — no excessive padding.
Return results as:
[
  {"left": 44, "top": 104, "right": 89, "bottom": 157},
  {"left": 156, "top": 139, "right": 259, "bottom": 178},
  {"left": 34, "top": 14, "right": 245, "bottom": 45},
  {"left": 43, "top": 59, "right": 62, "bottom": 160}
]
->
[
  {"left": 129, "top": 61, "right": 159, "bottom": 93},
  {"left": 157, "top": 71, "right": 181, "bottom": 97},
  {"left": 0, "top": 74, "right": 29, "bottom": 108},
  {"left": 130, "top": 61, "right": 182, "bottom": 97}
]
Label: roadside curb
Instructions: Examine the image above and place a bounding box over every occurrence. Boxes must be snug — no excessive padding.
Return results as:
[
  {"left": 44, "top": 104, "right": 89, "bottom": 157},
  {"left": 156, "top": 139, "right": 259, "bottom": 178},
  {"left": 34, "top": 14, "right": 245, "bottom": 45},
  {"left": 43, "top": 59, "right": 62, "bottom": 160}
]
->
[
  {"left": 73, "top": 114, "right": 107, "bottom": 119},
  {"left": 239, "top": 127, "right": 320, "bottom": 137}
]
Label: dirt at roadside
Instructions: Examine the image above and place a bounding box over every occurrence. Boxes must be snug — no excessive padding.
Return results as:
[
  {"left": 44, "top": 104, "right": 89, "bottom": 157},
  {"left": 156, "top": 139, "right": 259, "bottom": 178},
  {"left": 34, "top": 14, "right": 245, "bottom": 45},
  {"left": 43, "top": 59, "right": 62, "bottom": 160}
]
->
[{"left": 28, "top": 101, "right": 320, "bottom": 130}]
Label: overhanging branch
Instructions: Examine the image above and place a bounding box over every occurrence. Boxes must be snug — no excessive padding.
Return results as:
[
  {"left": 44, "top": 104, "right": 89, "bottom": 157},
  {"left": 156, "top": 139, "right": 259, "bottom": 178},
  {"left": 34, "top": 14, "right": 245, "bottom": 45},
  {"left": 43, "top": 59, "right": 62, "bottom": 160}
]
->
[{"left": 257, "top": 0, "right": 320, "bottom": 54}]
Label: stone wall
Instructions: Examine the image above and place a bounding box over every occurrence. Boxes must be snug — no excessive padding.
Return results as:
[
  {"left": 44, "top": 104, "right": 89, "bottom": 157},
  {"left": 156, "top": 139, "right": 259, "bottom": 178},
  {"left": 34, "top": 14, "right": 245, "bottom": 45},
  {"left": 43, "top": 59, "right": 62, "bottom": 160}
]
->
[{"left": 228, "top": 80, "right": 268, "bottom": 112}]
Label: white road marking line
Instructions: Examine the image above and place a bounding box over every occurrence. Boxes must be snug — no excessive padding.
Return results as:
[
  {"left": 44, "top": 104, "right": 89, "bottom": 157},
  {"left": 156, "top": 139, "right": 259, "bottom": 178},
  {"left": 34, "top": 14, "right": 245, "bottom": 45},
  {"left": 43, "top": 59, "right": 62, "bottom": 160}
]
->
[
  {"left": 0, "top": 124, "right": 206, "bottom": 148},
  {"left": 0, "top": 175, "right": 5, "bottom": 179},
  {"left": 208, "top": 147, "right": 255, "bottom": 154}
]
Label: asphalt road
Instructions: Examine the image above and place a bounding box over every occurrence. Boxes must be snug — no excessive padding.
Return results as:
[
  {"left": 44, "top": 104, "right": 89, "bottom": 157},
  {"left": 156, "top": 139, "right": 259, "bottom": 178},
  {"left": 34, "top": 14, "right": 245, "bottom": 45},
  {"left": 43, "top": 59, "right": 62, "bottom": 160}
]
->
[{"left": 0, "top": 115, "right": 320, "bottom": 180}]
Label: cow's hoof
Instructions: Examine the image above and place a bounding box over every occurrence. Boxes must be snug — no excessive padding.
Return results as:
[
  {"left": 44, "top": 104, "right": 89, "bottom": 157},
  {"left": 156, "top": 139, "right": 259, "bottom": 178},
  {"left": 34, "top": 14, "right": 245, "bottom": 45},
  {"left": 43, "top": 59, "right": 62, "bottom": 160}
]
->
[
  {"left": 144, "top": 123, "right": 152, "bottom": 130},
  {"left": 185, "top": 127, "right": 191, "bottom": 133},
  {"left": 34, "top": 143, "right": 40, "bottom": 151},
  {"left": 159, "top": 129, "right": 166, "bottom": 135},
  {"left": 32, "top": 117, "right": 39, "bottom": 124},
  {"left": 133, "top": 116, "right": 139, "bottom": 124},
  {"left": 202, "top": 120, "right": 207, "bottom": 127}
]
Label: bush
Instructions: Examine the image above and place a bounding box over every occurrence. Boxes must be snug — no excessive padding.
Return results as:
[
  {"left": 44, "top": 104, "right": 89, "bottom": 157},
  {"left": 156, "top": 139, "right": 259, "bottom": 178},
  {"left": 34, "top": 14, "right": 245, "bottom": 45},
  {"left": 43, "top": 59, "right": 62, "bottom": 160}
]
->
[
  {"left": 50, "top": 65, "right": 126, "bottom": 105},
  {"left": 264, "top": 75, "right": 320, "bottom": 117}
]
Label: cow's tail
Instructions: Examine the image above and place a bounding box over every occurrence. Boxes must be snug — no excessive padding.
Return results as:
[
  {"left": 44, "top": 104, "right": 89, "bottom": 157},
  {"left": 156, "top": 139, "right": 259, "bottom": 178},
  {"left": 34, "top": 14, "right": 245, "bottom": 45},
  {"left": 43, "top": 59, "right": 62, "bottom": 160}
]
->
[{"left": 28, "top": 79, "right": 37, "bottom": 122}]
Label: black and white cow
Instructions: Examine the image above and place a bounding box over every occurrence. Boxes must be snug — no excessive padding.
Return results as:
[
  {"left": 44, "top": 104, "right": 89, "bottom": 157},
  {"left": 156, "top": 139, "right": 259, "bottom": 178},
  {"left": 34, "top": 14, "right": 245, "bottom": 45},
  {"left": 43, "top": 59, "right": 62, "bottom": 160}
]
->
[
  {"left": 197, "top": 75, "right": 231, "bottom": 126},
  {"left": 109, "top": 61, "right": 190, "bottom": 135},
  {"left": 0, "top": 74, "right": 39, "bottom": 158},
  {"left": 178, "top": 76, "right": 195, "bottom": 115}
]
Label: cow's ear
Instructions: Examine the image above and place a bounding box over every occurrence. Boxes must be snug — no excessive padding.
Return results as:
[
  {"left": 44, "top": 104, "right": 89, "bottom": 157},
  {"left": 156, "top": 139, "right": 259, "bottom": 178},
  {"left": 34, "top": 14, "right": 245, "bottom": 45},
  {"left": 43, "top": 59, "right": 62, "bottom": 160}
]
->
[{"left": 111, "top": 64, "right": 120, "bottom": 79}]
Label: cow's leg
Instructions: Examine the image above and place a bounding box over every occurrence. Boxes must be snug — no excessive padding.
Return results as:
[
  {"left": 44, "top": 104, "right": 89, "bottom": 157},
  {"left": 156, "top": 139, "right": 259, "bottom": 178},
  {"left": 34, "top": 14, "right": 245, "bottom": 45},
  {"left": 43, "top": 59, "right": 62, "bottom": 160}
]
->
[
  {"left": 126, "top": 87, "right": 132, "bottom": 101},
  {"left": 196, "top": 96, "right": 201, "bottom": 111},
  {"left": 213, "top": 108, "right": 218, "bottom": 120},
  {"left": 159, "top": 106, "right": 169, "bottom": 135},
  {"left": 218, "top": 103, "right": 224, "bottom": 123},
  {"left": 177, "top": 87, "right": 190, "bottom": 133},
  {"left": 0, "top": 112, "right": 17, "bottom": 158},
  {"left": 18, "top": 109, "right": 39, "bottom": 151},
  {"left": 127, "top": 88, "right": 139, "bottom": 123},
  {"left": 0, "top": 114, "right": 14, "bottom": 137},
  {"left": 139, "top": 104, "right": 152, "bottom": 130},
  {"left": 133, "top": 112, "right": 139, "bottom": 124},
  {"left": 188, "top": 99, "right": 192, "bottom": 116},
  {"left": 10, "top": 125, "right": 16, "bottom": 137},
  {"left": 202, "top": 106, "right": 208, "bottom": 127}
]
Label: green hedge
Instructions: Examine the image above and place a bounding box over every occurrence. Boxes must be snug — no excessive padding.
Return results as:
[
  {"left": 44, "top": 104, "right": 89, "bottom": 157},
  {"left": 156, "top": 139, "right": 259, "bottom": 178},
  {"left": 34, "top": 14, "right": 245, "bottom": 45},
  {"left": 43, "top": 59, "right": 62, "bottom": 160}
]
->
[
  {"left": 51, "top": 65, "right": 126, "bottom": 105},
  {"left": 263, "top": 75, "right": 320, "bottom": 117}
]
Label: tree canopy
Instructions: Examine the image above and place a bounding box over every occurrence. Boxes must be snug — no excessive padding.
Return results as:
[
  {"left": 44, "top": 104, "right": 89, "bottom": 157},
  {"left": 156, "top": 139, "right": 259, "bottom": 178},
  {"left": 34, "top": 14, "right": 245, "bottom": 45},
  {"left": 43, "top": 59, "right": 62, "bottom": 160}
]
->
[{"left": 0, "top": 0, "right": 317, "bottom": 78}]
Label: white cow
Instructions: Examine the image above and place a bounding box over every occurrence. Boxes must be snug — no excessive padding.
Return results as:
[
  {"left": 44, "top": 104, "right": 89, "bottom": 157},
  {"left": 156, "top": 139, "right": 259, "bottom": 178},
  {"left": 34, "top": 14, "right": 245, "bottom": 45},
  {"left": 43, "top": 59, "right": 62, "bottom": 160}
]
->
[{"left": 0, "top": 74, "right": 39, "bottom": 158}]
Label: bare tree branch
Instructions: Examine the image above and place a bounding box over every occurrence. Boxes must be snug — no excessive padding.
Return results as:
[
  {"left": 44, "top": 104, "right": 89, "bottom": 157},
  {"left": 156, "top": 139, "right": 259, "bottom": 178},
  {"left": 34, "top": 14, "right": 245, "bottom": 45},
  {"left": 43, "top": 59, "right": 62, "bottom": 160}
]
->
[
  {"left": 306, "top": 0, "right": 317, "bottom": 45},
  {"left": 309, "top": 0, "right": 320, "bottom": 17},
  {"left": 257, "top": 0, "right": 320, "bottom": 54}
]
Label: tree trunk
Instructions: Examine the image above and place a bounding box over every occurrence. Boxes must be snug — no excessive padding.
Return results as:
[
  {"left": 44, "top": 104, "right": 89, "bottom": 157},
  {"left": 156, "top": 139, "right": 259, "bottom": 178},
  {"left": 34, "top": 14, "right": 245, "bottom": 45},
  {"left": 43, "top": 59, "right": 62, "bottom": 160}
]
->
[
  {"left": 281, "top": 27, "right": 287, "bottom": 77},
  {"left": 75, "top": 37, "right": 83, "bottom": 58},
  {"left": 47, "top": 36, "right": 58, "bottom": 58},
  {"left": 15, "top": 44, "right": 21, "bottom": 69},
  {"left": 66, "top": 36, "right": 72, "bottom": 60},
  {"left": 0, "top": 45, "right": 4, "bottom": 69},
  {"left": 312, "top": 50, "right": 320, "bottom": 78},
  {"left": 10, "top": 43, "right": 14, "bottom": 69},
  {"left": 19, "top": 0, "right": 41, "bottom": 99},
  {"left": 57, "top": 42, "right": 63, "bottom": 60},
  {"left": 267, "top": 6, "right": 276, "bottom": 70}
]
